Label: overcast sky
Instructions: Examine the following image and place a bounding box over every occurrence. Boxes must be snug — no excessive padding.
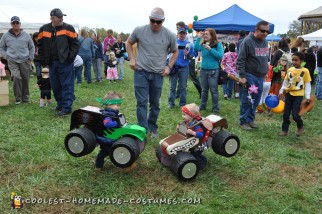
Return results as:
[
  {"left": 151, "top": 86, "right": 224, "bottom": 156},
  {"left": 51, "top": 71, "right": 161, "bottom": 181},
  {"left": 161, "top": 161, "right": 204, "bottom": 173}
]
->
[{"left": 0, "top": 0, "right": 321, "bottom": 35}]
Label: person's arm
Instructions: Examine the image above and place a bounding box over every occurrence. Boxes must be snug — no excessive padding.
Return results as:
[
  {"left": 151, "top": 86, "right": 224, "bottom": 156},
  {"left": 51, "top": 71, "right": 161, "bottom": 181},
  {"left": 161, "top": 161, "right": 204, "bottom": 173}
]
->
[
  {"left": 210, "top": 42, "right": 224, "bottom": 61},
  {"left": 194, "top": 37, "right": 202, "bottom": 52},
  {"left": 66, "top": 24, "right": 79, "bottom": 64},
  {"left": 236, "top": 46, "right": 247, "bottom": 83},
  {"left": 98, "top": 43, "right": 104, "bottom": 61},
  {"left": 305, "top": 82, "right": 311, "bottom": 100},
  {"left": 0, "top": 35, "right": 6, "bottom": 59},
  {"left": 28, "top": 35, "right": 35, "bottom": 60},
  {"left": 125, "top": 37, "right": 136, "bottom": 70},
  {"left": 103, "top": 116, "right": 118, "bottom": 128}
]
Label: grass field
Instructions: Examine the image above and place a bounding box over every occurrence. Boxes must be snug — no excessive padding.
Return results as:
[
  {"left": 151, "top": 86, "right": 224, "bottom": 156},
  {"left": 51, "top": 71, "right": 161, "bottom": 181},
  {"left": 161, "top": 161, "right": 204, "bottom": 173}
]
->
[{"left": 0, "top": 63, "right": 321, "bottom": 213}]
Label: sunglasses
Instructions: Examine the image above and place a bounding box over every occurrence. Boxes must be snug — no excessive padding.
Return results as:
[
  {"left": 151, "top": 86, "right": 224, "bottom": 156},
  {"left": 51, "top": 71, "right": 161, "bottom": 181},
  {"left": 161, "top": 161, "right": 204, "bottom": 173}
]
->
[
  {"left": 258, "top": 29, "right": 270, "bottom": 34},
  {"left": 12, "top": 21, "right": 20, "bottom": 25},
  {"left": 150, "top": 19, "right": 163, "bottom": 25}
]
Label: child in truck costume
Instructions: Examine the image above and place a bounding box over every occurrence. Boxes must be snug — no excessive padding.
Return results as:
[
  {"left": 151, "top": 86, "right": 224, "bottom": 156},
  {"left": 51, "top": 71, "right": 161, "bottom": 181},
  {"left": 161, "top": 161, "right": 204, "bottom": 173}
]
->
[
  {"left": 180, "top": 103, "right": 208, "bottom": 170},
  {"left": 95, "top": 91, "right": 136, "bottom": 171}
]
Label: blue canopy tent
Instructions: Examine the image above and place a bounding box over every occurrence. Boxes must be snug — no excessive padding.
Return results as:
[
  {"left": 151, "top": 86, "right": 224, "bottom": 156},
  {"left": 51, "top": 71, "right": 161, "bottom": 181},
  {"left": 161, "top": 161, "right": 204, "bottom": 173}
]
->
[
  {"left": 266, "top": 34, "right": 281, "bottom": 42},
  {"left": 192, "top": 4, "right": 274, "bottom": 34}
]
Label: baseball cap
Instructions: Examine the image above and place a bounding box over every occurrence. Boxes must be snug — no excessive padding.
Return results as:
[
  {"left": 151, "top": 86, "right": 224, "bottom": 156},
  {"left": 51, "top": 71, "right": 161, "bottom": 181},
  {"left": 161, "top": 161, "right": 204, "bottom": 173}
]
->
[
  {"left": 11, "top": 16, "right": 20, "bottom": 23},
  {"left": 50, "top": 8, "right": 66, "bottom": 18},
  {"left": 177, "top": 27, "right": 187, "bottom": 34}
]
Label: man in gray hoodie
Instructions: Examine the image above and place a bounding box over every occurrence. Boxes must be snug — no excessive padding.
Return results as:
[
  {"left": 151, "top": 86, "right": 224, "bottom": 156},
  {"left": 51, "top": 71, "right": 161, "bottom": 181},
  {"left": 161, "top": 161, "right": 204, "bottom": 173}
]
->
[
  {"left": 236, "top": 20, "right": 270, "bottom": 130},
  {"left": 0, "top": 16, "right": 35, "bottom": 104}
]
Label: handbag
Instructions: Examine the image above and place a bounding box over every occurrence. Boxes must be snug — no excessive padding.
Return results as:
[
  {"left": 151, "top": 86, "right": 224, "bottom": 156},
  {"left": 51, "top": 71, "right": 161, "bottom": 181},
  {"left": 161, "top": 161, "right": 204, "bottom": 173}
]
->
[{"left": 217, "top": 67, "right": 227, "bottom": 85}]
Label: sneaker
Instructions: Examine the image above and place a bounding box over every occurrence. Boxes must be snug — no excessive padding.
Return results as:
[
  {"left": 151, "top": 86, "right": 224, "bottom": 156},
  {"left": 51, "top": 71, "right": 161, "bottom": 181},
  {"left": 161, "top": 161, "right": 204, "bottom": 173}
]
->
[
  {"left": 224, "top": 94, "right": 228, "bottom": 100},
  {"left": 235, "top": 93, "right": 239, "bottom": 98},
  {"left": 51, "top": 106, "right": 62, "bottom": 112},
  {"left": 95, "top": 167, "right": 103, "bottom": 172},
  {"left": 296, "top": 128, "right": 304, "bottom": 137},
  {"left": 240, "top": 123, "right": 252, "bottom": 130},
  {"left": 40, "top": 99, "right": 45, "bottom": 107},
  {"left": 57, "top": 111, "right": 71, "bottom": 117},
  {"left": 278, "top": 131, "right": 288, "bottom": 136},
  {"left": 15, "top": 100, "right": 22, "bottom": 105},
  {"left": 150, "top": 132, "right": 159, "bottom": 139},
  {"left": 248, "top": 122, "right": 258, "bottom": 129}
]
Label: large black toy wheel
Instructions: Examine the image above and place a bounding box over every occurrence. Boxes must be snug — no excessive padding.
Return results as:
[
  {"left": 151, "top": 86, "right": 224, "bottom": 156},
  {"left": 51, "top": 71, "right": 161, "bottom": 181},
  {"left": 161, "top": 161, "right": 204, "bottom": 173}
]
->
[
  {"left": 211, "top": 130, "right": 240, "bottom": 157},
  {"left": 155, "top": 145, "right": 171, "bottom": 167},
  {"left": 64, "top": 128, "right": 97, "bottom": 157},
  {"left": 110, "top": 137, "right": 140, "bottom": 168},
  {"left": 170, "top": 152, "right": 199, "bottom": 181},
  {"left": 136, "top": 138, "right": 147, "bottom": 153}
]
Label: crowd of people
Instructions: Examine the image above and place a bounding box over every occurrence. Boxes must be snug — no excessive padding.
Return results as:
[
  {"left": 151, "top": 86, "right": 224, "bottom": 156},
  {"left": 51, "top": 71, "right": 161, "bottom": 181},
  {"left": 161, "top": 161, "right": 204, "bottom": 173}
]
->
[{"left": 0, "top": 7, "right": 321, "bottom": 142}]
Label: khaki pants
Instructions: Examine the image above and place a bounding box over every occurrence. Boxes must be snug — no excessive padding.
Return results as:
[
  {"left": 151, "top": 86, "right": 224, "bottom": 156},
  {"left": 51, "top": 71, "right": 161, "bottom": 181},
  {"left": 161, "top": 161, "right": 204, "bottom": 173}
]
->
[{"left": 8, "top": 59, "right": 32, "bottom": 101}]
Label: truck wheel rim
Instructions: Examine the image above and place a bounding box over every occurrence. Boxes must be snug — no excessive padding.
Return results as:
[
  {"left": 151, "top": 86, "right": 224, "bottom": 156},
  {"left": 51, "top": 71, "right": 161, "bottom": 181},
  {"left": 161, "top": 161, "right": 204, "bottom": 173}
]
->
[
  {"left": 182, "top": 162, "right": 197, "bottom": 179},
  {"left": 113, "top": 147, "right": 131, "bottom": 164},
  {"left": 225, "top": 138, "right": 238, "bottom": 154},
  {"left": 68, "top": 136, "right": 84, "bottom": 154}
]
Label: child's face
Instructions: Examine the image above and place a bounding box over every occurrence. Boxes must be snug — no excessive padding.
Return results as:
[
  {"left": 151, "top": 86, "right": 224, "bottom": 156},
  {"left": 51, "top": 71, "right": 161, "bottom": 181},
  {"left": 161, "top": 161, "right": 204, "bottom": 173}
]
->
[
  {"left": 279, "top": 60, "right": 287, "bottom": 66},
  {"left": 107, "top": 104, "right": 121, "bottom": 111},
  {"left": 291, "top": 55, "right": 302, "bottom": 68},
  {"left": 182, "top": 113, "right": 193, "bottom": 122}
]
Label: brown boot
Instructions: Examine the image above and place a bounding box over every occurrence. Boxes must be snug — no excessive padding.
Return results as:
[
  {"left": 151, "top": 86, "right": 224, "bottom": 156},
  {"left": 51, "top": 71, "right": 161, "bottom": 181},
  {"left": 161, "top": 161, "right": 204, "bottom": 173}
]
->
[
  {"left": 278, "top": 131, "right": 288, "bottom": 136},
  {"left": 296, "top": 128, "right": 304, "bottom": 137}
]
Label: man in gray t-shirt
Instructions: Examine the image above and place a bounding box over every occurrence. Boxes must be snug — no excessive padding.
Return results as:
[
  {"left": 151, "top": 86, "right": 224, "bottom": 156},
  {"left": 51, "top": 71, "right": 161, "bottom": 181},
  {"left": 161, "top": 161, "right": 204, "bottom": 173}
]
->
[{"left": 126, "top": 7, "right": 178, "bottom": 138}]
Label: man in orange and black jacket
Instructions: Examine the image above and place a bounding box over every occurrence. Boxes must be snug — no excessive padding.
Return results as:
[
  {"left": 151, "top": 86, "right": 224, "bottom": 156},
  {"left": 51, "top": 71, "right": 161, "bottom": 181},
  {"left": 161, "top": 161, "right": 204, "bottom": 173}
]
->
[{"left": 38, "top": 8, "right": 79, "bottom": 116}]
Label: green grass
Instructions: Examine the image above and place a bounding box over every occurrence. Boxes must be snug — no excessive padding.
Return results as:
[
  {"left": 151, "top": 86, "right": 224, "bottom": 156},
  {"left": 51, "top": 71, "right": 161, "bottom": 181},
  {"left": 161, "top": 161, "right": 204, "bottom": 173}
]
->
[{"left": 0, "top": 63, "right": 321, "bottom": 213}]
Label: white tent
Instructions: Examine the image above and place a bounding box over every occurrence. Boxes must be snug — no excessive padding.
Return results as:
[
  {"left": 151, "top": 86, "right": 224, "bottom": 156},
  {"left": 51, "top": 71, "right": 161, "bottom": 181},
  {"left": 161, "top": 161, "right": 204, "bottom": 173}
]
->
[
  {"left": 299, "top": 28, "right": 322, "bottom": 47},
  {"left": 300, "top": 28, "right": 322, "bottom": 41}
]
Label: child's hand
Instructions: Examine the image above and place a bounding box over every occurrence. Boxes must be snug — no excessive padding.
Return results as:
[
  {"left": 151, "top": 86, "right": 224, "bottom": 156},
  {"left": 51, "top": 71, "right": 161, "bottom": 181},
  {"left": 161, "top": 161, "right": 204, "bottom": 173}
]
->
[
  {"left": 186, "top": 129, "right": 195, "bottom": 136},
  {"left": 278, "top": 93, "right": 285, "bottom": 100}
]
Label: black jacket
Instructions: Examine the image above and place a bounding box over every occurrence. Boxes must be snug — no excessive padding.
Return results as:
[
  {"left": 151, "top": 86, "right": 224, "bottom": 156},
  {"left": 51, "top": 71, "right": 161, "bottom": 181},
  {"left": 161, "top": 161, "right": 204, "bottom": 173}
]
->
[{"left": 38, "top": 22, "right": 79, "bottom": 66}]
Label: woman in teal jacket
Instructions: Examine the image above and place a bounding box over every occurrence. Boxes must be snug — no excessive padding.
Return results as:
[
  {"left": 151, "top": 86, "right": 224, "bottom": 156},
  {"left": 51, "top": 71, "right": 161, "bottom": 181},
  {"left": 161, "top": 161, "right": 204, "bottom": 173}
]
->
[{"left": 194, "top": 28, "right": 224, "bottom": 113}]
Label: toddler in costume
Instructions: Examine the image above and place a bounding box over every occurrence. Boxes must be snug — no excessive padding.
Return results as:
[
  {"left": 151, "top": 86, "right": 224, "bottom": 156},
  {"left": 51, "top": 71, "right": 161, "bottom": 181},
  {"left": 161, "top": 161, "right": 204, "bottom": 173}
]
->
[
  {"left": 37, "top": 68, "right": 52, "bottom": 107},
  {"left": 95, "top": 91, "right": 136, "bottom": 172},
  {"left": 270, "top": 55, "right": 289, "bottom": 96},
  {"left": 180, "top": 103, "right": 207, "bottom": 170},
  {"left": 106, "top": 52, "right": 118, "bottom": 83},
  {"left": 278, "top": 52, "right": 311, "bottom": 137}
]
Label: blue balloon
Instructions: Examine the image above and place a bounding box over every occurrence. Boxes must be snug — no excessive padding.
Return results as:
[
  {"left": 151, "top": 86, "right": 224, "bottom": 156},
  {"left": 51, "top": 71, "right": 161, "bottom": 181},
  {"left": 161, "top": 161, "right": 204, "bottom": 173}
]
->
[{"left": 265, "top": 95, "right": 279, "bottom": 108}]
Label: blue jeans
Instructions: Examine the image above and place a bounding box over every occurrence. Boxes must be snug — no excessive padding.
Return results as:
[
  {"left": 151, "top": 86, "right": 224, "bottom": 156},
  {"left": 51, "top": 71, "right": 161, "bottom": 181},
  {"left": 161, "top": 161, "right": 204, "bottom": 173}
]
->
[
  {"left": 80, "top": 55, "right": 92, "bottom": 83},
  {"left": 282, "top": 93, "right": 303, "bottom": 132},
  {"left": 315, "top": 67, "right": 322, "bottom": 99},
  {"left": 222, "top": 79, "right": 234, "bottom": 98},
  {"left": 134, "top": 69, "right": 164, "bottom": 133},
  {"left": 49, "top": 61, "right": 75, "bottom": 113},
  {"left": 74, "top": 65, "right": 82, "bottom": 84},
  {"left": 200, "top": 69, "right": 220, "bottom": 112},
  {"left": 34, "top": 61, "right": 42, "bottom": 78},
  {"left": 168, "top": 66, "right": 189, "bottom": 107},
  {"left": 92, "top": 58, "right": 103, "bottom": 81},
  {"left": 117, "top": 57, "right": 125, "bottom": 80},
  {"left": 239, "top": 73, "right": 264, "bottom": 125}
]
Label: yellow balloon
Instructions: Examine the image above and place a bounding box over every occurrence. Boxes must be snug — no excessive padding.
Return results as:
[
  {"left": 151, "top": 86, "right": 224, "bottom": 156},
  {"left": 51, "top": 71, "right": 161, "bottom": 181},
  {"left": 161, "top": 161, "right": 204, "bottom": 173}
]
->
[{"left": 272, "top": 100, "right": 285, "bottom": 114}]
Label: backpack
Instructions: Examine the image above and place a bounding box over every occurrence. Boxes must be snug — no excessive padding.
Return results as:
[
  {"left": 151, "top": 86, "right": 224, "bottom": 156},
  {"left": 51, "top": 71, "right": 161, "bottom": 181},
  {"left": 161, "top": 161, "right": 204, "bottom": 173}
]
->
[{"left": 279, "top": 49, "right": 292, "bottom": 66}]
